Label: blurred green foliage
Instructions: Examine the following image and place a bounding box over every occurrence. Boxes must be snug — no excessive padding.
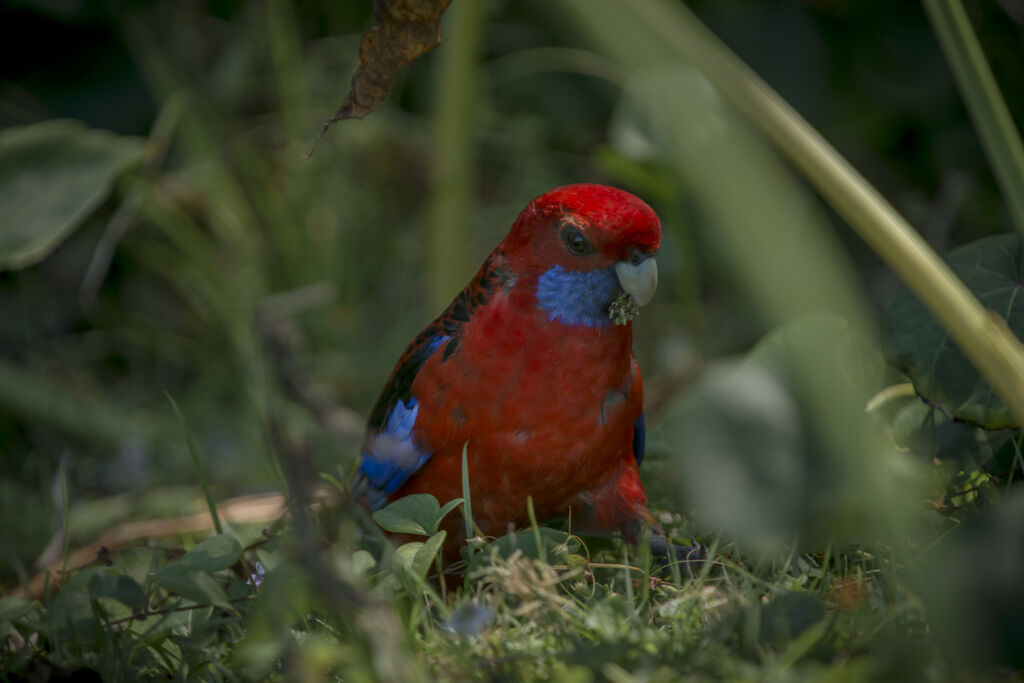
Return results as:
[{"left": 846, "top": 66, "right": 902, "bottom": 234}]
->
[{"left": 2, "top": 0, "right": 1024, "bottom": 680}]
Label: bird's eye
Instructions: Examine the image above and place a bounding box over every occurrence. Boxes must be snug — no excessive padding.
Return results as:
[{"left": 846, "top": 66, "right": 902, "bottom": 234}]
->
[{"left": 561, "top": 226, "right": 591, "bottom": 255}]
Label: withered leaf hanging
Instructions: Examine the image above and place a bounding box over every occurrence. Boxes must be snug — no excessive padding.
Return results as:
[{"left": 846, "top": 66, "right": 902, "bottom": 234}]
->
[{"left": 310, "top": 0, "right": 453, "bottom": 154}]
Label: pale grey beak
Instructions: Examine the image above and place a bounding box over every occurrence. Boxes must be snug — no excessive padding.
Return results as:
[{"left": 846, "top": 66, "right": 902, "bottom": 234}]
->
[{"left": 614, "top": 257, "right": 658, "bottom": 307}]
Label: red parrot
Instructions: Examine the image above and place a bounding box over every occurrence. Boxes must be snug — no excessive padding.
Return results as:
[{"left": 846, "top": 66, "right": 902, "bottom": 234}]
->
[{"left": 356, "top": 183, "right": 666, "bottom": 551}]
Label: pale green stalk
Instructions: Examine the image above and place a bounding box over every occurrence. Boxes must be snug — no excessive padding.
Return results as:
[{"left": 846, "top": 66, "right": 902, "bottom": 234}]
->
[
  {"left": 923, "top": 0, "right": 1024, "bottom": 238},
  {"left": 563, "top": 0, "right": 1024, "bottom": 427}
]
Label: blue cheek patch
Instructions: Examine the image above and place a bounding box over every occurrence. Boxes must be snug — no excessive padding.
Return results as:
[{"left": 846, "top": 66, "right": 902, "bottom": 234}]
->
[
  {"left": 535, "top": 265, "right": 621, "bottom": 327},
  {"left": 358, "top": 398, "right": 432, "bottom": 503}
]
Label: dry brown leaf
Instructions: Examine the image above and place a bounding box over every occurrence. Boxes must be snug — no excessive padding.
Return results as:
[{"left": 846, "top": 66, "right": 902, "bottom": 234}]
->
[{"left": 310, "top": 0, "right": 453, "bottom": 155}]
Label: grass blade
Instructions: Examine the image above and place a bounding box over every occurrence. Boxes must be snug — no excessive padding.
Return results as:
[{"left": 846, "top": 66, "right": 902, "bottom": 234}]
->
[
  {"left": 461, "top": 442, "right": 475, "bottom": 561},
  {"left": 167, "top": 393, "right": 223, "bottom": 535},
  {"left": 526, "top": 496, "right": 545, "bottom": 565}
]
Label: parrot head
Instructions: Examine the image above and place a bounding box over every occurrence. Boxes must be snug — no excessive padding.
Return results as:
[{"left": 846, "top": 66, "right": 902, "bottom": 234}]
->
[{"left": 502, "top": 184, "right": 662, "bottom": 326}]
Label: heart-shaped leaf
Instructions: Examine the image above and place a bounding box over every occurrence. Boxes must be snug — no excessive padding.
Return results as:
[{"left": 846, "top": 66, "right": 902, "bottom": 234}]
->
[
  {"left": 87, "top": 572, "right": 148, "bottom": 612},
  {"left": 152, "top": 565, "right": 234, "bottom": 612},
  {"left": 885, "top": 234, "right": 1024, "bottom": 428},
  {"left": 373, "top": 494, "right": 440, "bottom": 536},
  {"left": 178, "top": 534, "right": 243, "bottom": 573},
  {"left": 0, "top": 119, "right": 144, "bottom": 270}
]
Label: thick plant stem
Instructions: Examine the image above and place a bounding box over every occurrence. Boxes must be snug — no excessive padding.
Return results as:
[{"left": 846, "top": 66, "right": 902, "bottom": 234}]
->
[
  {"left": 923, "top": 0, "right": 1024, "bottom": 239},
  {"left": 427, "top": 0, "right": 484, "bottom": 313},
  {"left": 565, "top": 0, "right": 1024, "bottom": 427}
]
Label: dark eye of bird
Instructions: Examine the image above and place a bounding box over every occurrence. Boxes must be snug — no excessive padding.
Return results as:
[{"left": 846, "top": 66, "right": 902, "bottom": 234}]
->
[{"left": 562, "top": 226, "right": 591, "bottom": 255}]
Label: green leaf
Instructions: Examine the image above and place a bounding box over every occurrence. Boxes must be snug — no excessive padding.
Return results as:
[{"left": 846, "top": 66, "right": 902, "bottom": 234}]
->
[
  {"left": 924, "top": 489, "right": 1024, "bottom": 669},
  {"left": 746, "top": 312, "right": 885, "bottom": 401},
  {"left": 87, "top": 572, "right": 148, "bottom": 612},
  {"left": 392, "top": 541, "right": 425, "bottom": 584},
  {"left": 657, "top": 315, "right": 921, "bottom": 556},
  {"left": 657, "top": 362, "right": 805, "bottom": 556},
  {"left": 372, "top": 494, "right": 441, "bottom": 536},
  {"left": 352, "top": 549, "right": 377, "bottom": 577},
  {"left": 178, "top": 534, "right": 243, "bottom": 573},
  {"left": 411, "top": 530, "right": 446, "bottom": 580},
  {"left": 885, "top": 234, "right": 1024, "bottom": 428},
  {"left": 152, "top": 564, "right": 234, "bottom": 612},
  {"left": 0, "top": 596, "right": 35, "bottom": 622},
  {"left": 0, "top": 119, "right": 144, "bottom": 270},
  {"left": 392, "top": 531, "right": 446, "bottom": 590},
  {"left": 435, "top": 497, "right": 465, "bottom": 533}
]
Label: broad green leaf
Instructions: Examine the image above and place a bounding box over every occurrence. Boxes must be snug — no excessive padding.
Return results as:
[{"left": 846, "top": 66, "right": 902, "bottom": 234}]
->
[
  {"left": 411, "top": 530, "right": 446, "bottom": 580},
  {"left": 392, "top": 541, "right": 425, "bottom": 585},
  {"left": 152, "top": 564, "right": 234, "bottom": 612},
  {"left": 924, "top": 490, "right": 1024, "bottom": 669},
  {"left": 0, "top": 119, "right": 144, "bottom": 270},
  {"left": 885, "top": 234, "right": 1024, "bottom": 428},
  {"left": 87, "top": 572, "right": 148, "bottom": 612},
  {"left": 372, "top": 494, "right": 441, "bottom": 536},
  {"left": 392, "top": 532, "right": 447, "bottom": 592},
  {"left": 0, "top": 596, "right": 35, "bottom": 622},
  {"left": 746, "top": 312, "right": 885, "bottom": 402},
  {"left": 178, "top": 534, "right": 242, "bottom": 573},
  {"left": 435, "top": 497, "right": 465, "bottom": 532},
  {"left": 657, "top": 315, "right": 922, "bottom": 557},
  {"left": 659, "top": 361, "right": 805, "bottom": 556},
  {"left": 351, "top": 549, "right": 377, "bottom": 577}
]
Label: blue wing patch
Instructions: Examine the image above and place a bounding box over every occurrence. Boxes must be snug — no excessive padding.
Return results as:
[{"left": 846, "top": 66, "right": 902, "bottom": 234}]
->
[
  {"left": 358, "top": 398, "right": 431, "bottom": 504},
  {"left": 632, "top": 414, "right": 646, "bottom": 465},
  {"left": 358, "top": 334, "right": 449, "bottom": 509}
]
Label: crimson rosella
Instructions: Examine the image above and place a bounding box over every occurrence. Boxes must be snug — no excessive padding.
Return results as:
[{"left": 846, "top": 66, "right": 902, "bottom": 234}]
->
[{"left": 357, "top": 183, "right": 677, "bottom": 555}]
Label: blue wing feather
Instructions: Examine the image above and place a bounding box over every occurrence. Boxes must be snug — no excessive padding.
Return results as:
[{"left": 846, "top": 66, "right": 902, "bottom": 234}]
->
[
  {"left": 632, "top": 414, "right": 646, "bottom": 465},
  {"left": 357, "top": 253, "right": 510, "bottom": 510},
  {"left": 357, "top": 335, "right": 448, "bottom": 509}
]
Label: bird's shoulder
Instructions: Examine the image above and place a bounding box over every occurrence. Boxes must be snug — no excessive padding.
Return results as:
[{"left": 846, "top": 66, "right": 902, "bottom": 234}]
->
[{"left": 356, "top": 251, "right": 513, "bottom": 506}]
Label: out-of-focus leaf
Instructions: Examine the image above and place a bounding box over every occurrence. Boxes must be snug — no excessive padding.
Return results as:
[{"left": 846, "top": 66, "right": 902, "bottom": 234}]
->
[
  {"left": 924, "top": 490, "right": 1024, "bottom": 669},
  {"left": 0, "top": 119, "right": 144, "bottom": 270},
  {"left": 660, "top": 361, "right": 804, "bottom": 556},
  {"left": 885, "top": 234, "right": 1024, "bottom": 429},
  {"left": 351, "top": 549, "right": 377, "bottom": 578},
  {"left": 87, "top": 572, "right": 148, "bottom": 612},
  {"left": 321, "top": 0, "right": 452, "bottom": 129},
  {"left": 152, "top": 565, "right": 234, "bottom": 612},
  {"left": 714, "top": 591, "right": 826, "bottom": 656},
  {"left": 0, "top": 596, "right": 35, "bottom": 622},
  {"left": 659, "top": 315, "right": 921, "bottom": 556},
  {"left": 0, "top": 360, "right": 171, "bottom": 446},
  {"left": 747, "top": 313, "right": 886, "bottom": 402},
  {"left": 178, "top": 534, "right": 242, "bottom": 573}
]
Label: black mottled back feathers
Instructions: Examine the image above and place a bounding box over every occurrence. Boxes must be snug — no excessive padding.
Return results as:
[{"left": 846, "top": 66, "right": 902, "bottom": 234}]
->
[{"left": 366, "top": 252, "right": 511, "bottom": 434}]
